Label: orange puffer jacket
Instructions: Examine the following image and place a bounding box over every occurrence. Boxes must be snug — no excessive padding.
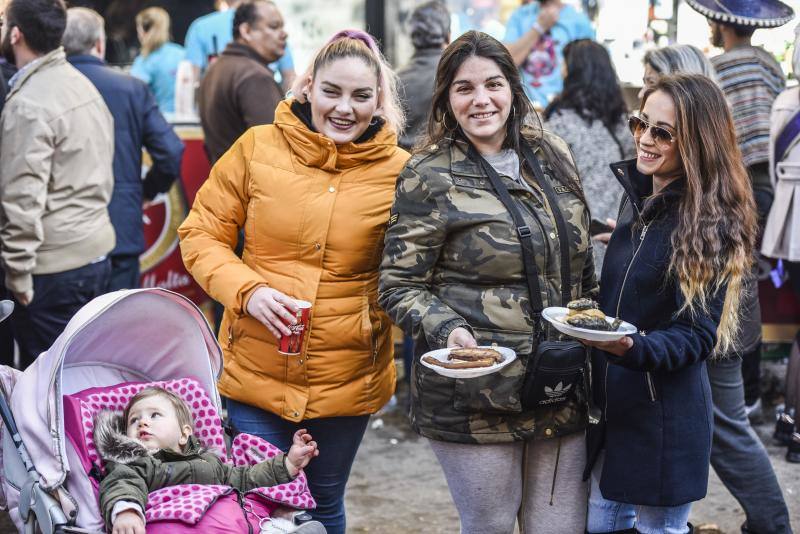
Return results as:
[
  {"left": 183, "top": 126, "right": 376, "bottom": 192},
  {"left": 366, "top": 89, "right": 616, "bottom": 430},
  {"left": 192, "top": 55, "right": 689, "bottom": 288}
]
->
[{"left": 179, "top": 99, "right": 409, "bottom": 421}]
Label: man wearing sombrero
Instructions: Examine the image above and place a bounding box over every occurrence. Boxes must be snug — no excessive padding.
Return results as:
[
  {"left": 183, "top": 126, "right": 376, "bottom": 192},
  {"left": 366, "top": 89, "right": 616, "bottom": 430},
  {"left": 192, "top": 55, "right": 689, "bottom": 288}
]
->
[{"left": 686, "top": 2, "right": 795, "bottom": 534}]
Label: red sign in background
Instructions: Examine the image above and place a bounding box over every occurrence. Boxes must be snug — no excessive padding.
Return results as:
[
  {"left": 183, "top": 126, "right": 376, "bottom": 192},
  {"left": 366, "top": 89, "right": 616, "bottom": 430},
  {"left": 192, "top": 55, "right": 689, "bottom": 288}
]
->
[{"left": 140, "top": 126, "right": 213, "bottom": 316}]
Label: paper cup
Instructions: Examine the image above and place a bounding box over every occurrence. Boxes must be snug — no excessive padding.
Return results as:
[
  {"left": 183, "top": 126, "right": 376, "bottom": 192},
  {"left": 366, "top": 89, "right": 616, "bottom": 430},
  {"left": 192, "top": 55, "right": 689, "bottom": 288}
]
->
[{"left": 278, "top": 300, "right": 312, "bottom": 355}]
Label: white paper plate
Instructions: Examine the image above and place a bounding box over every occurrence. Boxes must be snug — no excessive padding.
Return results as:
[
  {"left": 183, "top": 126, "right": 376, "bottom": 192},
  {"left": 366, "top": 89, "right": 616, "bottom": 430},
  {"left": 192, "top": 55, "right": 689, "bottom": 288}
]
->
[
  {"left": 542, "top": 307, "right": 637, "bottom": 342},
  {"left": 419, "top": 345, "right": 517, "bottom": 379}
]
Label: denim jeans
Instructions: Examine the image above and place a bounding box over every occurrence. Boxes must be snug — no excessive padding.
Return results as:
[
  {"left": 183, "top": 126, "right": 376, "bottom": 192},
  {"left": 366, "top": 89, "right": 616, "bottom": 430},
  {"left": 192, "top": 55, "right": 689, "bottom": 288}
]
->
[
  {"left": 708, "top": 357, "right": 793, "bottom": 533},
  {"left": 108, "top": 254, "right": 141, "bottom": 291},
  {"left": 226, "top": 399, "right": 369, "bottom": 534},
  {"left": 10, "top": 259, "right": 110, "bottom": 368},
  {"left": 588, "top": 453, "right": 691, "bottom": 534}
]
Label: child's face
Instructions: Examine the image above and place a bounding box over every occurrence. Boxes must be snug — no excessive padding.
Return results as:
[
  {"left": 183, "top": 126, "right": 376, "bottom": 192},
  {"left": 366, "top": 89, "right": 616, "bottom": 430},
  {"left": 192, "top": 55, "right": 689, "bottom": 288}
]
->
[{"left": 126, "top": 395, "right": 191, "bottom": 453}]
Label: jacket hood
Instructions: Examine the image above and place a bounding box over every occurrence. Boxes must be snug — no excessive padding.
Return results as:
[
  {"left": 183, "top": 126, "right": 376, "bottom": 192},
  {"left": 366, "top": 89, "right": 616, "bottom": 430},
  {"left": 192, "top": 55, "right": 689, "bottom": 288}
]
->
[
  {"left": 274, "top": 98, "right": 400, "bottom": 172},
  {"left": 93, "top": 410, "right": 206, "bottom": 464}
]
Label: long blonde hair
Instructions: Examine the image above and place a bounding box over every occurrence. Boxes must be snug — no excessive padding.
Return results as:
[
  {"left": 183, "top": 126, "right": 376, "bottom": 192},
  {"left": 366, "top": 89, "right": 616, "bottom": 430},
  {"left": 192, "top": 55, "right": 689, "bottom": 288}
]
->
[
  {"left": 643, "top": 74, "right": 757, "bottom": 355},
  {"left": 136, "top": 7, "right": 170, "bottom": 57},
  {"left": 290, "top": 29, "right": 405, "bottom": 134}
]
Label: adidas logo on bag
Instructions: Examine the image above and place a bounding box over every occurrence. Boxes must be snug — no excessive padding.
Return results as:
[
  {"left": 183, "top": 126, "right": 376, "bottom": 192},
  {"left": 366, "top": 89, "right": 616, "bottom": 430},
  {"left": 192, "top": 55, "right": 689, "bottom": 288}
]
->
[{"left": 540, "top": 381, "right": 572, "bottom": 405}]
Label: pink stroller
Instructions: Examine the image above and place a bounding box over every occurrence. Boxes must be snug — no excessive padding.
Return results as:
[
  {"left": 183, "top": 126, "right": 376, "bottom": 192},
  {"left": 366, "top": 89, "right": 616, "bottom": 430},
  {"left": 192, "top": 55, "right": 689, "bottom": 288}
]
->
[{"left": 0, "top": 289, "right": 323, "bottom": 533}]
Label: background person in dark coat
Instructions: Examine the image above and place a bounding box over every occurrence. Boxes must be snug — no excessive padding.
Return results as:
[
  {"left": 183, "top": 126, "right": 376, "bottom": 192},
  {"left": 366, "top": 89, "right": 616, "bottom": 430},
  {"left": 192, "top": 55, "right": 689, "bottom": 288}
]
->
[
  {"left": 396, "top": 1, "right": 449, "bottom": 151},
  {"left": 583, "top": 74, "right": 757, "bottom": 533},
  {"left": 63, "top": 7, "right": 184, "bottom": 291},
  {"left": 198, "top": 0, "right": 286, "bottom": 163}
]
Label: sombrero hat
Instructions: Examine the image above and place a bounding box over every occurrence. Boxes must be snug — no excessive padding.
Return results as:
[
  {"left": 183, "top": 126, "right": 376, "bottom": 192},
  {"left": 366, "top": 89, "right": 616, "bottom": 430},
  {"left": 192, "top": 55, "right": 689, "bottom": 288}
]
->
[{"left": 685, "top": 0, "right": 794, "bottom": 28}]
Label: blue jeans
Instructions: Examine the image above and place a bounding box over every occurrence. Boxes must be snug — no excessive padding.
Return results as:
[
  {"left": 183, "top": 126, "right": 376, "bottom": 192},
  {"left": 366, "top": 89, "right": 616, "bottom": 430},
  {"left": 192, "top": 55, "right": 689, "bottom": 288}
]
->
[
  {"left": 708, "top": 357, "right": 793, "bottom": 533},
  {"left": 588, "top": 454, "right": 691, "bottom": 534},
  {"left": 108, "top": 254, "right": 140, "bottom": 291},
  {"left": 226, "top": 399, "right": 369, "bottom": 534}
]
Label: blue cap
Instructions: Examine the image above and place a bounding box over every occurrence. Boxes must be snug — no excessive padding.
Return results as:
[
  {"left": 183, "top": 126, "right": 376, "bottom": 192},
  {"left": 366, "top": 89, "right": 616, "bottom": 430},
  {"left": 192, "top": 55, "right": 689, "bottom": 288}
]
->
[{"left": 686, "top": 0, "right": 794, "bottom": 28}]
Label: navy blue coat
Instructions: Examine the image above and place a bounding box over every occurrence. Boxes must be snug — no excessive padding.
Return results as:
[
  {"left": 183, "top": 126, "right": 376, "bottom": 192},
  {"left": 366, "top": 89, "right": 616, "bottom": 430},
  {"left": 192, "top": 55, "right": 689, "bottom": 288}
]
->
[
  {"left": 68, "top": 55, "right": 184, "bottom": 257},
  {"left": 585, "top": 159, "right": 723, "bottom": 506}
]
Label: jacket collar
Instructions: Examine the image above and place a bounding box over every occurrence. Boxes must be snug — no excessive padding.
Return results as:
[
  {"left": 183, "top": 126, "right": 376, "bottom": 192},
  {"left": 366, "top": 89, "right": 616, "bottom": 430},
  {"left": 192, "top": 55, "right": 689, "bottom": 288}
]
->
[
  {"left": 7, "top": 47, "right": 66, "bottom": 99},
  {"left": 154, "top": 436, "right": 204, "bottom": 461},
  {"left": 446, "top": 136, "right": 542, "bottom": 193},
  {"left": 449, "top": 138, "right": 484, "bottom": 178},
  {"left": 274, "top": 98, "right": 399, "bottom": 171},
  {"left": 220, "top": 41, "right": 273, "bottom": 69},
  {"left": 609, "top": 158, "right": 685, "bottom": 220},
  {"left": 66, "top": 54, "right": 105, "bottom": 68}
]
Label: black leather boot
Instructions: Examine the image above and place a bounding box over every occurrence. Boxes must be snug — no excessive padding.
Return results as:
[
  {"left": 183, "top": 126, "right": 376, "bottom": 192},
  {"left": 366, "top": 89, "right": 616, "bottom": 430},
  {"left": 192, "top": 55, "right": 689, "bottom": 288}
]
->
[
  {"left": 787, "top": 432, "right": 800, "bottom": 463},
  {"left": 774, "top": 411, "right": 795, "bottom": 446}
]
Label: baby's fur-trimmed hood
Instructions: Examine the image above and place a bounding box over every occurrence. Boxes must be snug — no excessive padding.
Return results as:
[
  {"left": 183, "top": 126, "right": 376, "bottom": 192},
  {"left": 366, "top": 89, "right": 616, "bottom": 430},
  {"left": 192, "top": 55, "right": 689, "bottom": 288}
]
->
[{"left": 93, "top": 410, "right": 150, "bottom": 465}]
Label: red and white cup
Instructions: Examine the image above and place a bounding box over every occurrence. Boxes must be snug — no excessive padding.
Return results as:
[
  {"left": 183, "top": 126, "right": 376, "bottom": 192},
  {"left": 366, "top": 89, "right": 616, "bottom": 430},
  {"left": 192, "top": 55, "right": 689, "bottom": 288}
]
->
[{"left": 278, "top": 300, "right": 312, "bottom": 355}]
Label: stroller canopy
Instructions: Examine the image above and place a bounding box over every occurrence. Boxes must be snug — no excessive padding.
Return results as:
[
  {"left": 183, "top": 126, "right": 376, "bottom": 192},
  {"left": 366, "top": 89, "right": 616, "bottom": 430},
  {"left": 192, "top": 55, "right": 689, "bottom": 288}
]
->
[{"left": 10, "top": 288, "right": 223, "bottom": 489}]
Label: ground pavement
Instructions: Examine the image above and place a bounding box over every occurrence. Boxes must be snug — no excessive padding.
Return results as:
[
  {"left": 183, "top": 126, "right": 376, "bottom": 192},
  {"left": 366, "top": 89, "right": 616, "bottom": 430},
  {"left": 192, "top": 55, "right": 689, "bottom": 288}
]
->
[{"left": 345, "top": 384, "right": 799, "bottom": 534}]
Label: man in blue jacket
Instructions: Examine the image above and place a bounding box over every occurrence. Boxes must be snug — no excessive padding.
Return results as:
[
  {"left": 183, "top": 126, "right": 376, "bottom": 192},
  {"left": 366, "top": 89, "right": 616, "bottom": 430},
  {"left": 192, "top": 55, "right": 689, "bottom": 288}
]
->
[{"left": 62, "top": 7, "right": 184, "bottom": 291}]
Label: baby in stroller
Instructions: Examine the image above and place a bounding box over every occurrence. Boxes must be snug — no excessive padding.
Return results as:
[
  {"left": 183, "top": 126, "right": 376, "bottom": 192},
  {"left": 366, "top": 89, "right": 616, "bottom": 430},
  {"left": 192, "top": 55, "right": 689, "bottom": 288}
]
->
[{"left": 96, "top": 386, "right": 321, "bottom": 534}]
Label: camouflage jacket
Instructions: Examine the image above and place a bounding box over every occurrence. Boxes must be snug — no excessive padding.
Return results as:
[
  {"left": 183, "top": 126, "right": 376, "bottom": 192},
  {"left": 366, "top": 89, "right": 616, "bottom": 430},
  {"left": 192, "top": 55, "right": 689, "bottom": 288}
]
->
[{"left": 379, "top": 134, "right": 598, "bottom": 444}]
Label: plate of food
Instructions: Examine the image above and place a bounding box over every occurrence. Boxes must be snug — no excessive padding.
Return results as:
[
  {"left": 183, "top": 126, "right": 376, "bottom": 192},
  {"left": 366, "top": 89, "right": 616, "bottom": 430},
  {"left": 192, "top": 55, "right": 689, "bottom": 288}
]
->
[
  {"left": 542, "top": 298, "right": 637, "bottom": 342},
  {"left": 420, "top": 345, "right": 516, "bottom": 379}
]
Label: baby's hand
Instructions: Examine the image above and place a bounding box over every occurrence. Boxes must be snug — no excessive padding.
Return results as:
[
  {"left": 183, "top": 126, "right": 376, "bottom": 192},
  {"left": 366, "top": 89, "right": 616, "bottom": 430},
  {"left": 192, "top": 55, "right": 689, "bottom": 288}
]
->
[
  {"left": 113, "top": 510, "right": 145, "bottom": 534},
  {"left": 285, "top": 429, "right": 319, "bottom": 477}
]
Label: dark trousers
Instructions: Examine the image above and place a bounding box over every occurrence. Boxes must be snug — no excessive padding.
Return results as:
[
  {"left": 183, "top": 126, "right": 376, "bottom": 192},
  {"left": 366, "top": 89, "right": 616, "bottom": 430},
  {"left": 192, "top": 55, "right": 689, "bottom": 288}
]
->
[
  {"left": 741, "top": 343, "right": 762, "bottom": 407},
  {"left": 108, "top": 254, "right": 140, "bottom": 291},
  {"left": 10, "top": 259, "right": 110, "bottom": 369},
  {"left": 0, "top": 285, "right": 13, "bottom": 366},
  {"left": 709, "top": 357, "right": 792, "bottom": 534},
  {"left": 226, "top": 398, "right": 369, "bottom": 534}
]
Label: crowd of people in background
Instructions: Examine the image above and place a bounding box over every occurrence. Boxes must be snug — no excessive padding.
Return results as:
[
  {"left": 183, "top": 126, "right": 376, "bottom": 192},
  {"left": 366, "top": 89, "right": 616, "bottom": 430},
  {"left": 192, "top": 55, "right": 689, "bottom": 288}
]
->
[{"left": 0, "top": 0, "right": 799, "bottom": 533}]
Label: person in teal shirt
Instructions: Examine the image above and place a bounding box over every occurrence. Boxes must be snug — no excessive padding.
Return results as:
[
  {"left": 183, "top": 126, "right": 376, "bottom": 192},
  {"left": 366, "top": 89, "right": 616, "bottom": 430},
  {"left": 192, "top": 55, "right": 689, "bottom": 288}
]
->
[
  {"left": 184, "top": 1, "right": 295, "bottom": 90},
  {"left": 504, "top": 0, "right": 594, "bottom": 108},
  {"left": 131, "top": 7, "right": 186, "bottom": 114}
]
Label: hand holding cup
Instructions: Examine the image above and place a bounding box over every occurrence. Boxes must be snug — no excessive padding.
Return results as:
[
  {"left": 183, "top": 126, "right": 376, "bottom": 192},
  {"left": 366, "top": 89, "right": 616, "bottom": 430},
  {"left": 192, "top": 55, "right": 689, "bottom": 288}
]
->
[{"left": 246, "top": 287, "right": 300, "bottom": 339}]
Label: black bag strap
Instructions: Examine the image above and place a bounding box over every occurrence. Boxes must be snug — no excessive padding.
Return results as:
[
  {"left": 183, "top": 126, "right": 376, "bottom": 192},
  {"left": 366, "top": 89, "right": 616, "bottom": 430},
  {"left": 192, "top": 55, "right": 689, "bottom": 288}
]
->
[
  {"left": 466, "top": 142, "right": 572, "bottom": 314},
  {"left": 520, "top": 144, "right": 573, "bottom": 307}
]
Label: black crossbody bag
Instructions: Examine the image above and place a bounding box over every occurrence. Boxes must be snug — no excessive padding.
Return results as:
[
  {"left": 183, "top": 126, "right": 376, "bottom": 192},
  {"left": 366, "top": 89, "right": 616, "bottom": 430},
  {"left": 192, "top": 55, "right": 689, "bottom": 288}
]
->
[{"left": 468, "top": 143, "right": 590, "bottom": 411}]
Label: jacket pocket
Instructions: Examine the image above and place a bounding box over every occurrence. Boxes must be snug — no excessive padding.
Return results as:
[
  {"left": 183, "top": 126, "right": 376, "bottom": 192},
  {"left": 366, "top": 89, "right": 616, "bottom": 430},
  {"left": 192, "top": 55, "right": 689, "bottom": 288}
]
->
[
  {"left": 361, "top": 297, "right": 382, "bottom": 366},
  {"left": 452, "top": 327, "right": 533, "bottom": 415}
]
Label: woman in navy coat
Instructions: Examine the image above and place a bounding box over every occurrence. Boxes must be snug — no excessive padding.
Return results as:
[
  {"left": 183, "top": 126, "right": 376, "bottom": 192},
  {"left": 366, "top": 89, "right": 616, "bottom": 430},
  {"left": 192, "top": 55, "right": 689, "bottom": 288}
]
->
[{"left": 583, "top": 74, "right": 758, "bottom": 533}]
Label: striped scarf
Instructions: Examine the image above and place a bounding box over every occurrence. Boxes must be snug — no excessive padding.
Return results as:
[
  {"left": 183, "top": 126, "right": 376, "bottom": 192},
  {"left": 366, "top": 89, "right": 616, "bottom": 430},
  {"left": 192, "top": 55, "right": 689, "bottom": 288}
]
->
[{"left": 712, "top": 46, "right": 785, "bottom": 168}]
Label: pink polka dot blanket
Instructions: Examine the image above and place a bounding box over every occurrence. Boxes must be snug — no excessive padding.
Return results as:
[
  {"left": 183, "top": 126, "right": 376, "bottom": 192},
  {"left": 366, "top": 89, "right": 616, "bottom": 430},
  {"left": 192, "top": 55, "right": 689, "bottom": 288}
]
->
[{"left": 63, "top": 378, "right": 316, "bottom": 526}]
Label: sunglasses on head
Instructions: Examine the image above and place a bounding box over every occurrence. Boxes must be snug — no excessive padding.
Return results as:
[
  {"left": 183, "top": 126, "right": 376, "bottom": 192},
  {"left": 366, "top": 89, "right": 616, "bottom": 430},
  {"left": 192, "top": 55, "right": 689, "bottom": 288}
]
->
[{"left": 627, "top": 115, "right": 676, "bottom": 147}]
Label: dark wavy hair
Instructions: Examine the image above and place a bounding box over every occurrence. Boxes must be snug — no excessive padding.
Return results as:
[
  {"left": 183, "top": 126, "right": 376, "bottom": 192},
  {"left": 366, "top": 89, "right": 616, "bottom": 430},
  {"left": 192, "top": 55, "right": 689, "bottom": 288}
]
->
[
  {"left": 543, "top": 39, "right": 627, "bottom": 133},
  {"left": 422, "top": 30, "right": 580, "bottom": 194}
]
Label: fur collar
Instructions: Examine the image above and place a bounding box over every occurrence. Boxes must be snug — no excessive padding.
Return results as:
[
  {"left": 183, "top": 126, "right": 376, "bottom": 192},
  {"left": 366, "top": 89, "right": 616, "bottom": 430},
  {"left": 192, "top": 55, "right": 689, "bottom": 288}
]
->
[{"left": 93, "top": 410, "right": 208, "bottom": 465}]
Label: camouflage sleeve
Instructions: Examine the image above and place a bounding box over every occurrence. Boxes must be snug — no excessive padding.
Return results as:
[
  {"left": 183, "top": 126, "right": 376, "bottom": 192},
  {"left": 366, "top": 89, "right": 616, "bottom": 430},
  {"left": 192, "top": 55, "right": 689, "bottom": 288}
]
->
[{"left": 379, "top": 164, "right": 470, "bottom": 349}]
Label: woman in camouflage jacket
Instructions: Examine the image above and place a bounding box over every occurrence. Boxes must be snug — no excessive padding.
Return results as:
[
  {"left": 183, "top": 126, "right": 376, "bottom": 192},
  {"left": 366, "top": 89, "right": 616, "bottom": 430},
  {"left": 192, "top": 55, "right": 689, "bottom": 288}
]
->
[{"left": 379, "top": 31, "right": 597, "bottom": 533}]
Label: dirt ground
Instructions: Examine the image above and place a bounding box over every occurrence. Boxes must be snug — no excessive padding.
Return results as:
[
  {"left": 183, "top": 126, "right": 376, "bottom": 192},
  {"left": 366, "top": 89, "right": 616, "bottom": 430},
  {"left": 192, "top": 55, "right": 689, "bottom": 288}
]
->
[{"left": 345, "top": 380, "right": 799, "bottom": 534}]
